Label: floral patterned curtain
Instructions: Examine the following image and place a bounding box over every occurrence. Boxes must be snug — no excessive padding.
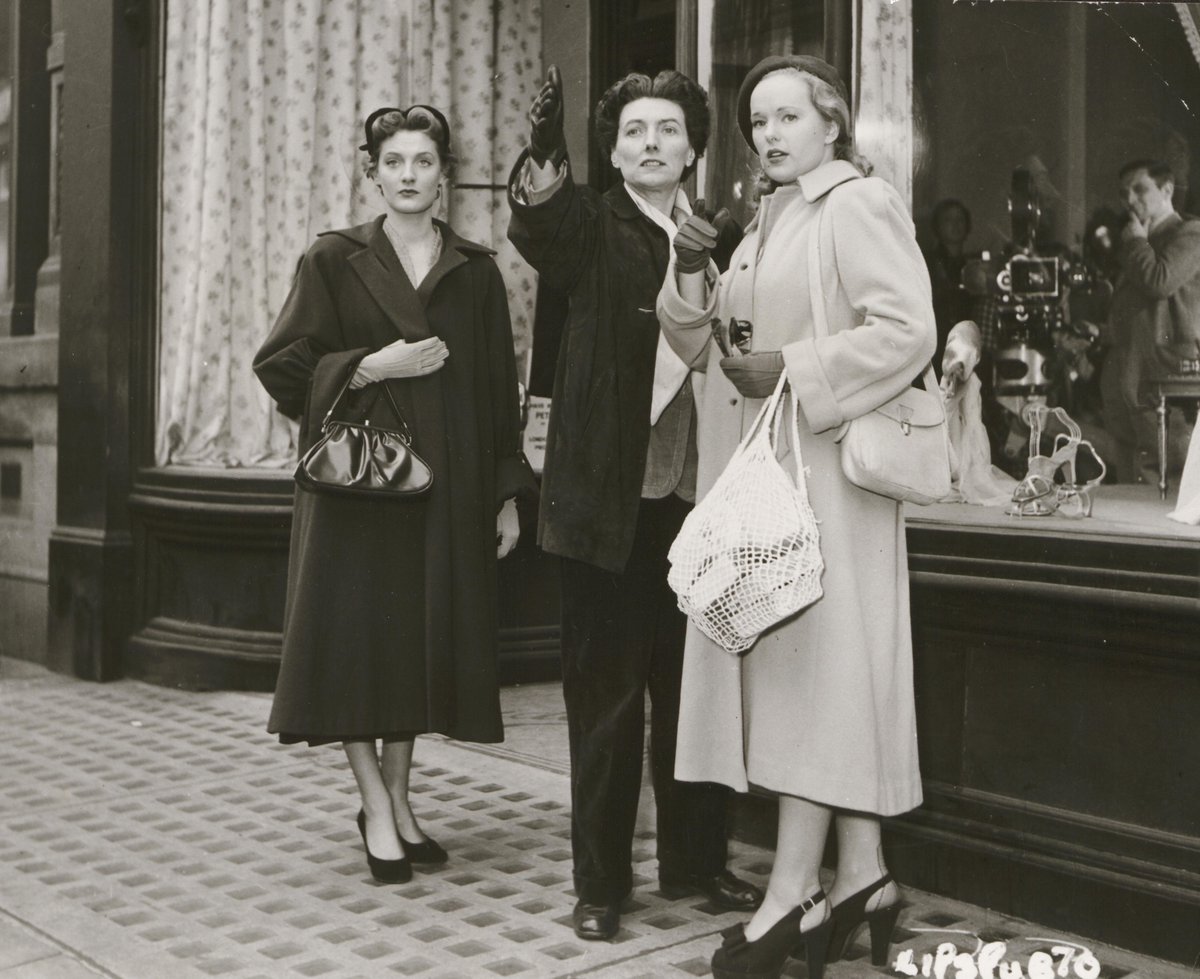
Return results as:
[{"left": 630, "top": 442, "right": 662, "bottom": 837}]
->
[
  {"left": 157, "top": 0, "right": 541, "bottom": 468},
  {"left": 854, "top": 0, "right": 913, "bottom": 208}
]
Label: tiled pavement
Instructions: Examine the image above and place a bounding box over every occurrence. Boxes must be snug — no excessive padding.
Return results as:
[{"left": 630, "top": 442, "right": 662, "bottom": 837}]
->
[{"left": 0, "top": 658, "right": 1193, "bottom": 979}]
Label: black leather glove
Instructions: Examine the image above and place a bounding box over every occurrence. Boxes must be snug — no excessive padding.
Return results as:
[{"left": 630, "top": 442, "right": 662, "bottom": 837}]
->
[
  {"left": 674, "top": 215, "right": 719, "bottom": 274},
  {"left": 528, "top": 65, "right": 566, "bottom": 168},
  {"left": 720, "top": 351, "right": 786, "bottom": 399}
]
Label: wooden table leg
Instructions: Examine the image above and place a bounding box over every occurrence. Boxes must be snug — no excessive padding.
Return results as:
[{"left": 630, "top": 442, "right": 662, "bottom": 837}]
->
[{"left": 1157, "top": 391, "right": 1168, "bottom": 500}]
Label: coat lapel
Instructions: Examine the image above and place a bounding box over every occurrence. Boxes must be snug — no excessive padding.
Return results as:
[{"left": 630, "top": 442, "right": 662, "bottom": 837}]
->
[
  {"left": 417, "top": 220, "right": 491, "bottom": 305},
  {"left": 347, "top": 216, "right": 433, "bottom": 341},
  {"left": 344, "top": 216, "right": 497, "bottom": 336}
]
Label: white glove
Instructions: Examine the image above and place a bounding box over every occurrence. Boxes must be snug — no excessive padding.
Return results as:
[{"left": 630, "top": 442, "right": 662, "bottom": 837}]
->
[
  {"left": 350, "top": 336, "right": 449, "bottom": 389},
  {"left": 496, "top": 498, "right": 520, "bottom": 558},
  {"left": 940, "top": 319, "right": 982, "bottom": 400}
]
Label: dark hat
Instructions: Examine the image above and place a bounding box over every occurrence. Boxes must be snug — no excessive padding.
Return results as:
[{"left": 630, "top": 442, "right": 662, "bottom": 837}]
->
[
  {"left": 360, "top": 104, "right": 453, "bottom": 154},
  {"left": 736, "top": 55, "right": 849, "bottom": 148}
]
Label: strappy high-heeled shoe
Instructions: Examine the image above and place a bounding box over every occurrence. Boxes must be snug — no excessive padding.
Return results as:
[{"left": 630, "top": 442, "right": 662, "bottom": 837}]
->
[
  {"left": 356, "top": 809, "right": 412, "bottom": 883},
  {"left": 1009, "top": 405, "right": 1083, "bottom": 517},
  {"left": 1051, "top": 433, "right": 1107, "bottom": 518},
  {"left": 826, "top": 874, "right": 903, "bottom": 966},
  {"left": 710, "top": 888, "right": 832, "bottom": 979}
]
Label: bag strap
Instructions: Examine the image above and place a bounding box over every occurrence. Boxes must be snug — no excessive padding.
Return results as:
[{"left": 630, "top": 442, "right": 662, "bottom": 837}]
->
[
  {"left": 321, "top": 367, "right": 413, "bottom": 444},
  {"left": 805, "top": 184, "right": 940, "bottom": 404},
  {"left": 805, "top": 198, "right": 832, "bottom": 341},
  {"left": 734, "top": 372, "right": 814, "bottom": 509}
]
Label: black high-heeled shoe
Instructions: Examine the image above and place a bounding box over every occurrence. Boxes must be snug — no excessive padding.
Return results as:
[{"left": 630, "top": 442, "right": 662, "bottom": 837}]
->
[
  {"left": 356, "top": 809, "right": 412, "bottom": 883},
  {"left": 826, "top": 873, "right": 902, "bottom": 966},
  {"left": 710, "top": 888, "right": 832, "bottom": 979},
  {"left": 399, "top": 832, "right": 447, "bottom": 866}
]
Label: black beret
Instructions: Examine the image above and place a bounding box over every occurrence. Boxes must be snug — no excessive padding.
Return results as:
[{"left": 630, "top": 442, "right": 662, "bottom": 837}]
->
[{"left": 736, "top": 55, "right": 849, "bottom": 148}]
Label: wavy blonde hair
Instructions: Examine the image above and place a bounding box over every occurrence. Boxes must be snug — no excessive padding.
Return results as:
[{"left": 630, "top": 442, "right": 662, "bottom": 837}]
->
[{"left": 753, "top": 68, "right": 873, "bottom": 194}]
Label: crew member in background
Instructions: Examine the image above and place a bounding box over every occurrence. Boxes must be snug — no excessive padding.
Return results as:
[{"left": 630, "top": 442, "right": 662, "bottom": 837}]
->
[{"left": 1102, "top": 159, "right": 1200, "bottom": 482}]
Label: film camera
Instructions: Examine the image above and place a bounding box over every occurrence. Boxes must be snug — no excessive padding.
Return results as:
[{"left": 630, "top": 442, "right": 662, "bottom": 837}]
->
[{"left": 963, "top": 168, "right": 1108, "bottom": 404}]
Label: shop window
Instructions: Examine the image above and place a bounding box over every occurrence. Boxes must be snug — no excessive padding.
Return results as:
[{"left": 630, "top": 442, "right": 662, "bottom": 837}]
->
[
  {"left": 155, "top": 0, "right": 541, "bottom": 470},
  {"left": 0, "top": 0, "right": 12, "bottom": 309},
  {"left": 702, "top": 0, "right": 825, "bottom": 230},
  {"left": 910, "top": 1, "right": 1200, "bottom": 537},
  {"left": 590, "top": 0, "right": 678, "bottom": 194}
]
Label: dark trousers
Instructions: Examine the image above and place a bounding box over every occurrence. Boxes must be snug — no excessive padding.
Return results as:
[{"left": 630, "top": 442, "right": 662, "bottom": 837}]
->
[{"left": 559, "top": 494, "right": 730, "bottom": 904}]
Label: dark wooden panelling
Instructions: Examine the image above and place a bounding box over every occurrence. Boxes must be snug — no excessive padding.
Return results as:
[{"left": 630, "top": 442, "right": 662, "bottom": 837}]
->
[
  {"left": 735, "top": 523, "right": 1200, "bottom": 965},
  {"left": 126, "top": 472, "right": 561, "bottom": 691}
]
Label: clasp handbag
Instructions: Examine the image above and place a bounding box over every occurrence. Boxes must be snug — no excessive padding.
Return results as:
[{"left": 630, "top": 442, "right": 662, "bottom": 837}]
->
[
  {"left": 295, "top": 373, "right": 433, "bottom": 498},
  {"left": 806, "top": 183, "right": 952, "bottom": 505}
]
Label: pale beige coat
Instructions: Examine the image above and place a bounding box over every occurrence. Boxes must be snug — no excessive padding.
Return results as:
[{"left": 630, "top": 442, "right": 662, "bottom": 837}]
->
[{"left": 657, "top": 160, "right": 932, "bottom": 815}]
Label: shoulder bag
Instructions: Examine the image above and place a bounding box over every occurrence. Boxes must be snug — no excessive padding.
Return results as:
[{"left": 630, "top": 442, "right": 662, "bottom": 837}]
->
[
  {"left": 295, "top": 372, "right": 433, "bottom": 498},
  {"left": 807, "top": 186, "right": 951, "bottom": 505}
]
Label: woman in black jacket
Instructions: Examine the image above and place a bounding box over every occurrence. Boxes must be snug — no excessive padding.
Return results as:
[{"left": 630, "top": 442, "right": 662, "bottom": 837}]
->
[
  {"left": 507, "top": 68, "right": 759, "bottom": 942},
  {"left": 254, "top": 106, "right": 533, "bottom": 884}
]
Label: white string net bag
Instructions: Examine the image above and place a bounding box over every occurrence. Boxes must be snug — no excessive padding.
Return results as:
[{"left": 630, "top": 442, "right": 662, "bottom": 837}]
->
[{"left": 668, "top": 373, "right": 823, "bottom": 654}]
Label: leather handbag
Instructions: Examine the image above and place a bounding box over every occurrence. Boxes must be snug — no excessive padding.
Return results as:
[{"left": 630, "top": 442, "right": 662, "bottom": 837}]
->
[
  {"left": 835, "top": 365, "right": 951, "bottom": 504},
  {"left": 295, "top": 374, "right": 433, "bottom": 498},
  {"left": 806, "top": 181, "right": 952, "bottom": 505}
]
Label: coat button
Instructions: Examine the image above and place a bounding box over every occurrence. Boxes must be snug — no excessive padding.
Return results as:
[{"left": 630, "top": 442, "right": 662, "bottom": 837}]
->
[
  {"left": 739, "top": 263, "right": 748, "bottom": 270},
  {"left": 729, "top": 398, "right": 738, "bottom": 406}
]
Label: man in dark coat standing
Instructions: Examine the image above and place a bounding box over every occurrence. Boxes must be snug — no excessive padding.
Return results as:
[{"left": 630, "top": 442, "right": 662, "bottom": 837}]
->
[{"left": 507, "top": 66, "right": 759, "bottom": 941}]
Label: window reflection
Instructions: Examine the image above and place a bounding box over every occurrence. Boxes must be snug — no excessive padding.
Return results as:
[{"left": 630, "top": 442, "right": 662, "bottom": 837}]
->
[
  {"left": 913, "top": 0, "right": 1200, "bottom": 489},
  {"left": 704, "top": 0, "right": 824, "bottom": 228},
  {"left": 0, "top": 0, "right": 12, "bottom": 304}
]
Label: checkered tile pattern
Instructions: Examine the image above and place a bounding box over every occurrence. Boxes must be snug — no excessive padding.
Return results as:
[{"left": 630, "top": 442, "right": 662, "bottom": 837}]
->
[{"left": 0, "top": 660, "right": 1189, "bottom": 979}]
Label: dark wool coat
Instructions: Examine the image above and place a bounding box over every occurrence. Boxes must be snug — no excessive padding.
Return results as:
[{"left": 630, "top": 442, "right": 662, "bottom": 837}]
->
[
  {"left": 506, "top": 152, "right": 741, "bottom": 573},
  {"left": 506, "top": 151, "right": 676, "bottom": 574},
  {"left": 253, "top": 216, "right": 533, "bottom": 745}
]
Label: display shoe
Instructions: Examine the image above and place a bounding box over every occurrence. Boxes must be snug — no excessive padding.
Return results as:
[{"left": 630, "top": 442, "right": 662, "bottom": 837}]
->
[
  {"left": 1052, "top": 434, "right": 1107, "bottom": 518},
  {"left": 399, "top": 832, "right": 448, "bottom": 866},
  {"left": 1009, "top": 404, "right": 1085, "bottom": 517},
  {"left": 356, "top": 809, "right": 412, "bottom": 884},
  {"left": 826, "top": 873, "right": 903, "bottom": 967},
  {"left": 1008, "top": 472, "right": 1059, "bottom": 516},
  {"left": 710, "top": 888, "right": 831, "bottom": 979}
]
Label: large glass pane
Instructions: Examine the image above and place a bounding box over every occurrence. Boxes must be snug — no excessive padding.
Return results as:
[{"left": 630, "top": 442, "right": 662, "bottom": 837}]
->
[
  {"left": 914, "top": 1, "right": 1200, "bottom": 523},
  {"left": 705, "top": 0, "right": 824, "bottom": 227},
  {"left": 0, "top": 0, "right": 12, "bottom": 303}
]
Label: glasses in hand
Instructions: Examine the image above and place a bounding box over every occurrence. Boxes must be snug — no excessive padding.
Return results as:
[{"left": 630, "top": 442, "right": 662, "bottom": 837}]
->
[{"left": 712, "top": 316, "right": 754, "bottom": 356}]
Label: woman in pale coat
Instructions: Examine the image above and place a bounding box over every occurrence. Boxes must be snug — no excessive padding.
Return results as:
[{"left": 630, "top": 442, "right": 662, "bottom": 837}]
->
[{"left": 657, "top": 55, "right": 933, "bottom": 979}]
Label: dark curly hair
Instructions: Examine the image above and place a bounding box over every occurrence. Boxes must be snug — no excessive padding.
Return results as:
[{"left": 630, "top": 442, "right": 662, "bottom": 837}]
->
[
  {"left": 594, "top": 70, "right": 710, "bottom": 181},
  {"left": 363, "top": 106, "right": 457, "bottom": 181},
  {"left": 1118, "top": 158, "right": 1174, "bottom": 188}
]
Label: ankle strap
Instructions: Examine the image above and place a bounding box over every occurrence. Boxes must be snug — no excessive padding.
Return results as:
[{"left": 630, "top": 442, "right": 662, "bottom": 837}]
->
[{"left": 799, "top": 888, "right": 827, "bottom": 914}]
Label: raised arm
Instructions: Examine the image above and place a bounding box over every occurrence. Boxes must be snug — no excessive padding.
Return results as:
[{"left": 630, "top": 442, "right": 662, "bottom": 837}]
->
[
  {"left": 655, "top": 217, "right": 724, "bottom": 368},
  {"left": 506, "top": 67, "right": 600, "bottom": 295},
  {"left": 1120, "top": 219, "right": 1200, "bottom": 301}
]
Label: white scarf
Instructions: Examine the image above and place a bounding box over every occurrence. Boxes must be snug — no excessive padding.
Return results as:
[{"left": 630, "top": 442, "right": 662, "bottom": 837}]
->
[{"left": 624, "top": 182, "right": 695, "bottom": 424}]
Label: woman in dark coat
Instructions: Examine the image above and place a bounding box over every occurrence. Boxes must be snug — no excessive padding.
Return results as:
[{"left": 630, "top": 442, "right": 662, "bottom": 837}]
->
[{"left": 253, "top": 105, "right": 534, "bottom": 883}]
